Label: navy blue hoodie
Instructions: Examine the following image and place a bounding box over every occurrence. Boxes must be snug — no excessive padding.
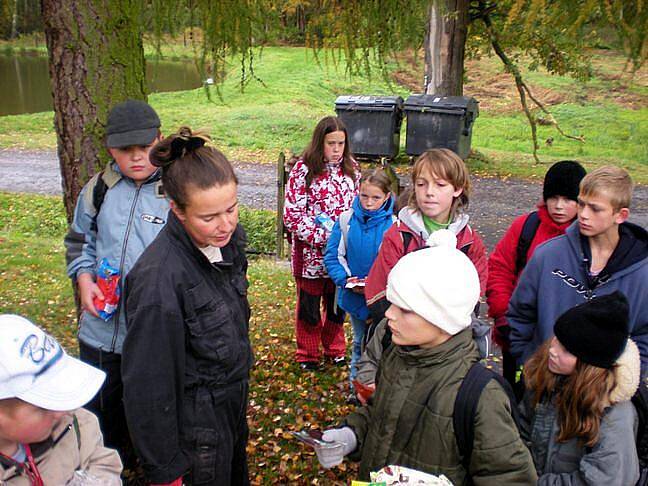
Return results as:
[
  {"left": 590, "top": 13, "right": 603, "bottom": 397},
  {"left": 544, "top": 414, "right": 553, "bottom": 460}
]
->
[
  {"left": 508, "top": 221, "right": 648, "bottom": 368},
  {"left": 324, "top": 195, "right": 395, "bottom": 320}
]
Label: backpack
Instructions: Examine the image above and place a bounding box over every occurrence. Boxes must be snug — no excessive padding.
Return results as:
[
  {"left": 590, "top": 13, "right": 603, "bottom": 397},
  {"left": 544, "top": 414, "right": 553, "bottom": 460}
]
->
[
  {"left": 453, "top": 363, "right": 521, "bottom": 483},
  {"left": 64, "top": 169, "right": 118, "bottom": 269},
  {"left": 514, "top": 211, "right": 541, "bottom": 275},
  {"left": 89, "top": 171, "right": 109, "bottom": 229}
]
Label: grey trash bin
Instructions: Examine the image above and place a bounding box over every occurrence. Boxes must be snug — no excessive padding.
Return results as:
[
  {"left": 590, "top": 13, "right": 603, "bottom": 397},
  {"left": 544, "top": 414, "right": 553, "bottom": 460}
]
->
[
  {"left": 334, "top": 95, "right": 404, "bottom": 159},
  {"left": 404, "top": 95, "right": 479, "bottom": 160}
]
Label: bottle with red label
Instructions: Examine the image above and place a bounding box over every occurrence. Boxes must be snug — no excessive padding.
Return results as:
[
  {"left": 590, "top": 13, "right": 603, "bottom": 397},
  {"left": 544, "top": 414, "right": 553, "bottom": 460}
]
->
[{"left": 93, "top": 259, "right": 121, "bottom": 321}]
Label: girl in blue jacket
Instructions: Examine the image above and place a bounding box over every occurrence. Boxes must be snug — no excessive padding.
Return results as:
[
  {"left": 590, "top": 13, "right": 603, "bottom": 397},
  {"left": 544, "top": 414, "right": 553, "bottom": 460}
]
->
[{"left": 324, "top": 169, "right": 394, "bottom": 397}]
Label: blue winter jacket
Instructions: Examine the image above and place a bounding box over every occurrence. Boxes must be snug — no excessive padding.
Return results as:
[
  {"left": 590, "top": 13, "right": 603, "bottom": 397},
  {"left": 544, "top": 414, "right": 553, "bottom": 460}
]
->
[
  {"left": 324, "top": 195, "right": 395, "bottom": 320},
  {"left": 65, "top": 162, "right": 170, "bottom": 354},
  {"left": 508, "top": 221, "right": 648, "bottom": 368}
]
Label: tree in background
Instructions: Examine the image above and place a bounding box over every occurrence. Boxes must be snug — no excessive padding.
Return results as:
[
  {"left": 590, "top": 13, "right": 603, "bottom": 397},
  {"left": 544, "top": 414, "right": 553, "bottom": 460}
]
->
[
  {"left": 602, "top": 0, "right": 647, "bottom": 74},
  {"left": 25, "top": 0, "right": 648, "bottom": 220},
  {"left": 39, "top": 0, "right": 265, "bottom": 222},
  {"left": 425, "top": 0, "right": 469, "bottom": 96},
  {"left": 0, "top": 0, "right": 42, "bottom": 39},
  {"left": 306, "top": 0, "right": 645, "bottom": 161},
  {"left": 41, "top": 0, "right": 147, "bottom": 220}
]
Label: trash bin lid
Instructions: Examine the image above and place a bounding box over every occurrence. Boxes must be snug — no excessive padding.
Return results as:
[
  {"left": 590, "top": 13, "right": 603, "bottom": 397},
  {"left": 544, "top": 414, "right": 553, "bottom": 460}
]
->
[
  {"left": 404, "top": 94, "right": 479, "bottom": 116},
  {"left": 335, "top": 95, "right": 404, "bottom": 111}
]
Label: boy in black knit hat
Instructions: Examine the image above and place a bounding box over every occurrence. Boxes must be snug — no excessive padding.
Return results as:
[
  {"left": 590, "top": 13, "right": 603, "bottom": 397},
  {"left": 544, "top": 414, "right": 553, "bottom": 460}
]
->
[
  {"left": 487, "top": 160, "right": 586, "bottom": 386},
  {"left": 508, "top": 165, "right": 648, "bottom": 373}
]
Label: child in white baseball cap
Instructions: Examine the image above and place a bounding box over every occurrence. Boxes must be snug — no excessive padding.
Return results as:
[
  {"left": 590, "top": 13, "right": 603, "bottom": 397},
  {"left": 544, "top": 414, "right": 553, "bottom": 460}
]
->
[
  {"left": 316, "top": 232, "right": 536, "bottom": 484},
  {"left": 0, "top": 314, "right": 122, "bottom": 485}
]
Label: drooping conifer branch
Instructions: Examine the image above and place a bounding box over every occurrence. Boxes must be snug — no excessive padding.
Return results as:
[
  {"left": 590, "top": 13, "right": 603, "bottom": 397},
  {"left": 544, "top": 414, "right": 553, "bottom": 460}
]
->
[{"left": 477, "top": 0, "right": 584, "bottom": 164}]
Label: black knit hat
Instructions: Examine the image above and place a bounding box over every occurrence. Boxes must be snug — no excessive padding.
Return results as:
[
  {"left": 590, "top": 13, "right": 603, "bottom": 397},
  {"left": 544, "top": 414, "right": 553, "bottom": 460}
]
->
[
  {"left": 543, "top": 160, "right": 586, "bottom": 202},
  {"left": 554, "top": 291, "right": 630, "bottom": 369}
]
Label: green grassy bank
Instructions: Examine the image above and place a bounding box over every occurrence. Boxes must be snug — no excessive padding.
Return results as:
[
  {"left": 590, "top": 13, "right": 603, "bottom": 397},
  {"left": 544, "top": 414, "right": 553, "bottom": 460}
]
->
[{"left": 0, "top": 44, "right": 646, "bottom": 182}]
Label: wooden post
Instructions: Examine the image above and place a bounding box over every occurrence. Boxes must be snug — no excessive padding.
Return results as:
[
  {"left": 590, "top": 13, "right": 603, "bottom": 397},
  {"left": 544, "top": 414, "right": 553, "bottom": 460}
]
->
[{"left": 275, "top": 152, "right": 287, "bottom": 259}]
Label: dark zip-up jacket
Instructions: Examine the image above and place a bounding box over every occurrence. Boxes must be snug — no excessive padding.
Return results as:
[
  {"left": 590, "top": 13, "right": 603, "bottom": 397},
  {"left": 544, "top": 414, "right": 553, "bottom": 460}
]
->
[
  {"left": 122, "top": 211, "right": 253, "bottom": 482},
  {"left": 508, "top": 221, "right": 648, "bottom": 367}
]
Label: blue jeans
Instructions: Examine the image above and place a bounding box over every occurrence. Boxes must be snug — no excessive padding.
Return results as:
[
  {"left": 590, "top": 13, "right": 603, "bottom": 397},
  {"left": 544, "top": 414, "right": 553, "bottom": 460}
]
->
[{"left": 349, "top": 315, "right": 368, "bottom": 384}]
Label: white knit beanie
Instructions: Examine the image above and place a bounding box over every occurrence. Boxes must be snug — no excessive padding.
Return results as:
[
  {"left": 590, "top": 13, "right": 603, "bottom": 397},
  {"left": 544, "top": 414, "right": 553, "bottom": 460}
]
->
[{"left": 386, "top": 229, "right": 480, "bottom": 335}]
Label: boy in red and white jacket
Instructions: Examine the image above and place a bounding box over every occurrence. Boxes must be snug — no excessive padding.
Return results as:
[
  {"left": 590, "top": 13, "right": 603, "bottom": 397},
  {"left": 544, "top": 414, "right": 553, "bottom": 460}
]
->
[{"left": 486, "top": 160, "right": 586, "bottom": 386}]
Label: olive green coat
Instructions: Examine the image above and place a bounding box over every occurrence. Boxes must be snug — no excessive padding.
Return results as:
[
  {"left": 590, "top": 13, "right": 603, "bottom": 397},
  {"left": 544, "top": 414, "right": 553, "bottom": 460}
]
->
[{"left": 345, "top": 328, "right": 537, "bottom": 485}]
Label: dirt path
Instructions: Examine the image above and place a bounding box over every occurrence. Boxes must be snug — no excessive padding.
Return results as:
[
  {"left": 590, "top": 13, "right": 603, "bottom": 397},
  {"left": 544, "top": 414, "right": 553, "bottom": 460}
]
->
[{"left": 1, "top": 149, "right": 645, "bottom": 250}]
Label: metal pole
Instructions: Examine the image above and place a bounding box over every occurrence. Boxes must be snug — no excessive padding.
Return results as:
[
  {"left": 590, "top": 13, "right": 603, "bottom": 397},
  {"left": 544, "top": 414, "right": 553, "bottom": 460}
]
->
[{"left": 275, "top": 152, "right": 287, "bottom": 260}]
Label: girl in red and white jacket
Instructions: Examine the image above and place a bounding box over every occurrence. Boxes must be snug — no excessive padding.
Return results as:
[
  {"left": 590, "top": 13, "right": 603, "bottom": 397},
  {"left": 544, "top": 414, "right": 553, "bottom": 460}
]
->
[
  {"left": 283, "top": 116, "right": 359, "bottom": 370},
  {"left": 486, "top": 160, "right": 586, "bottom": 386},
  {"left": 365, "top": 148, "right": 487, "bottom": 327}
]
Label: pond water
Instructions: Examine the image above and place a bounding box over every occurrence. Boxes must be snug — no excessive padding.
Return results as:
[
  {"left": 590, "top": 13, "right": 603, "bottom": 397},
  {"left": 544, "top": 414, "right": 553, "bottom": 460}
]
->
[{"left": 0, "top": 52, "right": 202, "bottom": 116}]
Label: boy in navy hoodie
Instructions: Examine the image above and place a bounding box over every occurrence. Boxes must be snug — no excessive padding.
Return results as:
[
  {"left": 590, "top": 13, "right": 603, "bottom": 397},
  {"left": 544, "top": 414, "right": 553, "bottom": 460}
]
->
[{"left": 509, "top": 166, "right": 648, "bottom": 371}]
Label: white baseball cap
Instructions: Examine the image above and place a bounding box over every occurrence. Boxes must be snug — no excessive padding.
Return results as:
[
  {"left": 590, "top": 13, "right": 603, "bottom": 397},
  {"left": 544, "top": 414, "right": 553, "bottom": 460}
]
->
[{"left": 0, "top": 315, "right": 105, "bottom": 411}]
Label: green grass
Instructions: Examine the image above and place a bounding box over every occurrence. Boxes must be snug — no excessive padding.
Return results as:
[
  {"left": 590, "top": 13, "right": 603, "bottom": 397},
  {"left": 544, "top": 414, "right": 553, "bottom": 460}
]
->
[
  {"left": 0, "top": 190, "right": 357, "bottom": 484},
  {"left": 0, "top": 45, "right": 646, "bottom": 183},
  {"left": 469, "top": 102, "right": 648, "bottom": 181},
  {"left": 0, "top": 192, "right": 276, "bottom": 254},
  {"left": 0, "top": 47, "right": 408, "bottom": 160}
]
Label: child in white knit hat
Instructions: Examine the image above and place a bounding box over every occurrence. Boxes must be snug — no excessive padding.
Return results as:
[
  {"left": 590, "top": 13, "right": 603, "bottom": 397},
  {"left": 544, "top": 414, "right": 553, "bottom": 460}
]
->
[{"left": 316, "top": 232, "right": 536, "bottom": 484}]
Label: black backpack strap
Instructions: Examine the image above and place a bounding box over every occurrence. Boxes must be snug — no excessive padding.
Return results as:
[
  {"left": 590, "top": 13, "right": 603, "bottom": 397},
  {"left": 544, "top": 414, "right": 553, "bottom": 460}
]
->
[
  {"left": 633, "top": 381, "right": 648, "bottom": 468},
  {"left": 401, "top": 231, "right": 414, "bottom": 252},
  {"left": 515, "top": 211, "right": 540, "bottom": 275},
  {"left": 89, "top": 172, "right": 108, "bottom": 233},
  {"left": 453, "top": 363, "right": 520, "bottom": 475},
  {"left": 92, "top": 171, "right": 108, "bottom": 216}
]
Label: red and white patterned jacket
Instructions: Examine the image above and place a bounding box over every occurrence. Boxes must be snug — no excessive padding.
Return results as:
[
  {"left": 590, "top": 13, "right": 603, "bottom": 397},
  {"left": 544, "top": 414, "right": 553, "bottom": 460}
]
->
[{"left": 284, "top": 158, "right": 359, "bottom": 278}]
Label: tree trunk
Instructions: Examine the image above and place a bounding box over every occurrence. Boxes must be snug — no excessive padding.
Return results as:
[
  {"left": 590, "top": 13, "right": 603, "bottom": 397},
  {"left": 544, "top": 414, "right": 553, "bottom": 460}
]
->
[
  {"left": 10, "top": 0, "right": 19, "bottom": 38},
  {"left": 424, "top": 0, "right": 469, "bottom": 96},
  {"left": 41, "top": 0, "right": 147, "bottom": 223}
]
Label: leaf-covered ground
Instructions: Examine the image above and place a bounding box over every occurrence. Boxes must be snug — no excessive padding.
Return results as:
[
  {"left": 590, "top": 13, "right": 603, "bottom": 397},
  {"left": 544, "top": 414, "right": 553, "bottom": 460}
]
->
[{"left": 246, "top": 262, "right": 359, "bottom": 484}]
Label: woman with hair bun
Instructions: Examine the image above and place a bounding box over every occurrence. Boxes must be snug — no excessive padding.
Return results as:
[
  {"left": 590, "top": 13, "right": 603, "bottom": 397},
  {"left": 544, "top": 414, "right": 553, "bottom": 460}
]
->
[{"left": 122, "top": 127, "right": 252, "bottom": 486}]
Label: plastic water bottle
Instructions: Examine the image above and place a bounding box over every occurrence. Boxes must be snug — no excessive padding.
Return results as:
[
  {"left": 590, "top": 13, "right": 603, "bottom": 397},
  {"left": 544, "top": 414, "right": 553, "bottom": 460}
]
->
[{"left": 315, "top": 212, "right": 334, "bottom": 232}]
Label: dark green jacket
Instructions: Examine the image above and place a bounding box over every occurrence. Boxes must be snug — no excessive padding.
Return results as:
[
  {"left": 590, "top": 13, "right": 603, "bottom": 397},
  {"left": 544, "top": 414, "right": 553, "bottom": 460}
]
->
[{"left": 345, "top": 328, "right": 537, "bottom": 485}]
